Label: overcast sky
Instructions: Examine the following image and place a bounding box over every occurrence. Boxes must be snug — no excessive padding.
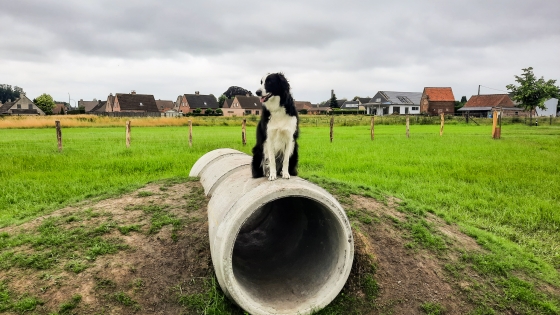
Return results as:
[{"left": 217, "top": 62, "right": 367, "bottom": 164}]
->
[{"left": 1, "top": 0, "right": 559, "bottom": 104}]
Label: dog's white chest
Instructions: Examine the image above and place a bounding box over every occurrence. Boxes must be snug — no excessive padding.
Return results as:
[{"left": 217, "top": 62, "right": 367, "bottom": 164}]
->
[{"left": 266, "top": 113, "right": 297, "bottom": 152}]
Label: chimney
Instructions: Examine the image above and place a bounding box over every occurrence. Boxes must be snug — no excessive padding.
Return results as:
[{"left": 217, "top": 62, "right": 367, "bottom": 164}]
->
[
  {"left": 131, "top": 90, "right": 136, "bottom": 95},
  {"left": 195, "top": 91, "right": 200, "bottom": 95},
  {"left": 331, "top": 89, "right": 334, "bottom": 98}
]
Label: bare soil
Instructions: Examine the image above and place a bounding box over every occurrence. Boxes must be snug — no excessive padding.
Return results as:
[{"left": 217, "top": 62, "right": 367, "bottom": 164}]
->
[{"left": 0, "top": 180, "right": 485, "bottom": 314}]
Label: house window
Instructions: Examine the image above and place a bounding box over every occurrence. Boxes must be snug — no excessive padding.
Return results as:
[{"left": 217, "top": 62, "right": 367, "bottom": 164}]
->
[
  {"left": 245, "top": 110, "right": 251, "bottom": 115},
  {"left": 139, "top": 102, "right": 143, "bottom": 106},
  {"left": 28, "top": 104, "right": 33, "bottom": 109},
  {"left": 393, "top": 107, "right": 400, "bottom": 114},
  {"left": 515, "top": 112, "right": 518, "bottom": 115},
  {"left": 256, "top": 111, "right": 259, "bottom": 115},
  {"left": 376, "top": 98, "right": 381, "bottom": 102},
  {"left": 412, "top": 107, "right": 419, "bottom": 110},
  {"left": 405, "top": 107, "right": 409, "bottom": 114}
]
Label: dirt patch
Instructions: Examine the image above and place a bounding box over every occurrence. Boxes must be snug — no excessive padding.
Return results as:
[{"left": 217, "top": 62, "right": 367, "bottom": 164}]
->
[
  {"left": 345, "top": 194, "right": 480, "bottom": 314},
  {"left": 0, "top": 181, "right": 212, "bottom": 314},
  {"left": 0, "top": 180, "right": 487, "bottom": 314}
]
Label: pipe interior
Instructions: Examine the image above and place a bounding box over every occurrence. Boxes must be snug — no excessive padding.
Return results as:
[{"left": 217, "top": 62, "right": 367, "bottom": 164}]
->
[{"left": 232, "top": 197, "right": 344, "bottom": 310}]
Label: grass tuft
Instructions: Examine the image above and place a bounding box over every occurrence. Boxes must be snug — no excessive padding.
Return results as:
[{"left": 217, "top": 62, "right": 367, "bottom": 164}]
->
[
  {"left": 118, "top": 224, "right": 141, "bottom": 235},
  {"left": 58, "top": 294, "right": 82, "bottom": 314},
  {"left": 137, "top": 191, "right": 154, "bottom": 197},
  {"left": 421, "top": 302, "right": 445, "bottom": 315}
]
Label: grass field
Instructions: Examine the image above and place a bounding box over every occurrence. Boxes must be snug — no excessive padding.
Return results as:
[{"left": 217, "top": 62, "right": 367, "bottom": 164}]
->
[{"left": 1, "top": 121, "right": 560, "bottom": 313}]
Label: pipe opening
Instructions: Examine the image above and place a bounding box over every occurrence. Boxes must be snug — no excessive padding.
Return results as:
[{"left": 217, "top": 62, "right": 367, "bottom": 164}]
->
[{"left": 232, "top": 197, "right": 344, "bottom": 310}]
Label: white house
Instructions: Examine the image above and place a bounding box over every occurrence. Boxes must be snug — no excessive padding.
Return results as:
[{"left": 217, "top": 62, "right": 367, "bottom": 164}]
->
[
  {"left": 0, "top": 93, "right": 46, "bottom": 116},
  {"left": 363, "top": 91, "right": 422, "bottom": 115}
]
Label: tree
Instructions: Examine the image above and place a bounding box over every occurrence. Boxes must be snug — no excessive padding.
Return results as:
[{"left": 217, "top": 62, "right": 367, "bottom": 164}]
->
[
  {"left": 0, "top": 85, "right": 21, "bottom": 104},
  {"left": 34, "top": 93, "right": 56, "bottom": 115},
  {"left": 329, "top": 94, "right": 338, "bottom": 109},
  {"left": 506, "top": 67, "right": 559, "bottom": 125},
  {"left": 215, "top": 108, "right": 223, "bottom": 116},
  {"left": 454, "top": 101, "right": 463, "bottom": 112},
  {"left": 218, "top": 94, "right": 227, "bottom": 108},
  {"left": 204, "top": 108, "right": 214, "bottom": 115},
  {"left": 193, "top": 108, "right": 202, "bottom": 114},
  {"left": 460, "top": 96, "right": 467, "bottom": 103},
  {"left": 222, "top": 86, "right": 252, "bottom": 99}
]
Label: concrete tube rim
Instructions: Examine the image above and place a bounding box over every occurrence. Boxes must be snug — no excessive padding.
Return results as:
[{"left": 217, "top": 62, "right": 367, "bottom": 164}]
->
[
  {"left": 214, "top": 180, "right": 353, "bottom": 315},
  {"left": 189, "top": 148, "right": 245, "bottom": 177}
]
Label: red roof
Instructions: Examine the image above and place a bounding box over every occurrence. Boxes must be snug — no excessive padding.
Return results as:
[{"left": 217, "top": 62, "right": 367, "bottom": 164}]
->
[
  {"left": 423, "top": 87, "right": 455, "bottom": 101},
  {"left": 463, "top": 94, "right": 515, "bottom": 107}
]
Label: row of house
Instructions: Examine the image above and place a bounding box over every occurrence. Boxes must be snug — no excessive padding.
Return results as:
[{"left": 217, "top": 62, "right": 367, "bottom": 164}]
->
[
  {"left": 327, "top": 87, "right": 558, "bottom": 117},
  {"left": 77, "top": 91, "right": 263, "bottom": 117},
  {"left": 2, "top": 88, "right": 558, "bottom": 117}
]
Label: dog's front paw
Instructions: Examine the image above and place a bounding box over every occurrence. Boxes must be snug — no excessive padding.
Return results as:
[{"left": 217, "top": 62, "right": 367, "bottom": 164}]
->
[
  {"left": 268, "top": 173, "right": 277, "bottom": 181},
  {"left": 281, "top": 170, "right": 290, "bottom": 179}
]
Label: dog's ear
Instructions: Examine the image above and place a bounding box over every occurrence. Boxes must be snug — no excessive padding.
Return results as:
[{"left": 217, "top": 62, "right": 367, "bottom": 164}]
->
[
  {"left": 277, "top": 73, "right": 291, "bottom": 105},
  {"left": 278, "top": 73, "right": 290, "bottom": 94}
]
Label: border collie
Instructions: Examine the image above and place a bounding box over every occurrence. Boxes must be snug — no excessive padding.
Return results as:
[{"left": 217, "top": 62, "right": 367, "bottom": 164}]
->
[{"left": 251, "top": 73, "right": 299, "bottom": 180}]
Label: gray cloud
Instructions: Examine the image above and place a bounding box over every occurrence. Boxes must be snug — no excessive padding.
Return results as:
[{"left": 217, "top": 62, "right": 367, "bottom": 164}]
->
[{"left": 1, "top": 0, "right": 559, "bottom": 103}]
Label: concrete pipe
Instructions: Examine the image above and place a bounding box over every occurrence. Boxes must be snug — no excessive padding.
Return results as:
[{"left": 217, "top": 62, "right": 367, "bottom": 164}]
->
[{"left": 189, "top": 149, "right": 354, "bottom": 315}]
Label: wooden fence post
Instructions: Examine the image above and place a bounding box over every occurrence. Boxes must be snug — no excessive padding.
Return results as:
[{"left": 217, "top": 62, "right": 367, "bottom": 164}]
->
[
  {"left": 330, "top": 117, "right": 334, "bottom": 143},
  {"left": 370, "top": 116, "right": 375, "bottom": 140},
  {"left": 439, "top": 113, "right": 444, "bottom": 136},
  {"left": 55, "top": 120, "right": 62, "bottom": 152},
  {"left": 242, "top": 119, "right": 247, "bottom": 146},
  {"left": 406, "top": 115, "right": 410, "bottom": 138},
  {"left": 189, "top": 120, "right": 193, "bottom": 147},
  {"left": 492, "top": 110, "right": 499, "bottom": 139},
  {"left": 551, "top": 115, "right": 553, "bottom": 126},
  {"left": 126, "top": 121, "right": 131, "bottom": 148}
]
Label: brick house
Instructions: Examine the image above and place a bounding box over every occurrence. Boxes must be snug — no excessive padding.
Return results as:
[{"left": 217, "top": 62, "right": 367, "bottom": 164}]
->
[
  {"left": 53, "top": 102, "right": 68, "bottom": 115},
  {"left": 295, "top": 101, "right": 313, "bottom": 113},
  {"left": 0, "top": 93, "right": 45, "bottom": 116},
  {"left": 78, "top": 99, "right": 101, "bottom": 113},
  {"left": 177, "top": 92, "right": 219, "bottom": 114},
  {"left": 155, "top": 100, "right": 175, "bottom": 113},
  {"left": 223, "top": 95, "right": 262, "bottom": 117},
  {"left": 90, "top": 101, "right": 108, "bottom": 113},
  {"left": 458, "top": 94, "right": 530, "bottom": 117},
  {"left": 420, "top": 87, "right": 455, "bottom": 115},
  {"left": 111, "top": 91, "right": 159, "bottom": 113}
]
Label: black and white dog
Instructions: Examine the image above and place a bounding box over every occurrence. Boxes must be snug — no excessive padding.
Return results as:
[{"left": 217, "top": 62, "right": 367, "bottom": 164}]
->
[{"left": 251, "top": 73, "right": 299, "bottom": 180}]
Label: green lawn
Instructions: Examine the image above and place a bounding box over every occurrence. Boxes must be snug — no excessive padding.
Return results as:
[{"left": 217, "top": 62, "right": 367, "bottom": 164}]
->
[{"left": 1, "top": 123, "right": 559, "bottom": 271}]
